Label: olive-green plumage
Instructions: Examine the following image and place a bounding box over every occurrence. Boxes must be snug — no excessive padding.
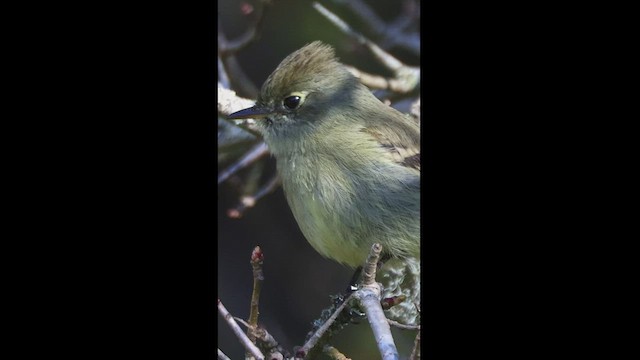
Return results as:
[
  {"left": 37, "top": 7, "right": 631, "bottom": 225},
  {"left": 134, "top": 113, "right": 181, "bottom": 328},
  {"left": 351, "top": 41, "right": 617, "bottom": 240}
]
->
[
  {"left": 229, "top": 41, "right": 421, "bottom": 324},
  {"left": 230, "top": 41, "right": 420, "bottom": 268}
]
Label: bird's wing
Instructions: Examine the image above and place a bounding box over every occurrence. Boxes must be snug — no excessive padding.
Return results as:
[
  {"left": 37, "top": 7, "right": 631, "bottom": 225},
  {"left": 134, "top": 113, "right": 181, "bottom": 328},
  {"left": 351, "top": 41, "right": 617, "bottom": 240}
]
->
[{"left": 360, "top": 115, "right": 421, "bottom": 171}]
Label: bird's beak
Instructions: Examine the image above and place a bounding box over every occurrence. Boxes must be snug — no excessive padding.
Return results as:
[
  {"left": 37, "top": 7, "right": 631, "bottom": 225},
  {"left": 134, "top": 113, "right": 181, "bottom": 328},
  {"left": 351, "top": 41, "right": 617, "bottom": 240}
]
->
[{"left": 227, "top": 105, "right": 274, "bottom": 120}]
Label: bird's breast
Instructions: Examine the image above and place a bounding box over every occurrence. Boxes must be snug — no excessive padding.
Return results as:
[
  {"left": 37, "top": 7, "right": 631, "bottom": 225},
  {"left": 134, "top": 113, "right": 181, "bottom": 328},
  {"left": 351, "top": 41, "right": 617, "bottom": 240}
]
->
[{"left": 276, "top": 148, "right": 420, "bottom": 267}]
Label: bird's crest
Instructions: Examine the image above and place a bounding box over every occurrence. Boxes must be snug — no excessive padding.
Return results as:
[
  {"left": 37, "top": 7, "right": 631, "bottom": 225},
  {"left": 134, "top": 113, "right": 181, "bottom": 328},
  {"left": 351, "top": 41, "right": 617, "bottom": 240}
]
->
[{"left": 260, "top": 41, "right": 349, "bottom": 99}]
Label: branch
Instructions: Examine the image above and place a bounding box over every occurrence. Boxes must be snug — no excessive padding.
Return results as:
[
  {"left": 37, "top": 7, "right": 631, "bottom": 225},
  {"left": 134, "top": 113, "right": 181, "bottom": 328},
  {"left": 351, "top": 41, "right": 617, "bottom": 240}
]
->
[
  {"left": 312, "top": 2, "right": 419, "bottom": 94},
  {"left": 345, "top": 65, "right": 418, "bottom": 94},
  {"left": 338, "top": 0, "right": 420, "bottom": 55},
  {"left": 387, "top": 318, "right": 420, "bottom": 331},
  {"left": 217, "top": 85, "right": 279, "bottom": 217},
  {"left": 217, "top": 83, "right": 259, "bottom": 119},
  {"left": 247, "top": 246, "right": 265, "bottom": 344},
  {"left": 217, "top": 142, "right": 269, "bottom": 185},
  {"left": 410, "top": 330, "right": 421, "bottom": 360},
  {"left": 218, "top": 29, "right": 259, "bottom": 98},
  {"left": 217, "top": 299, "right": 265, "bottom": 360},
  {"left": 218, "top": 0, "right": 272, "bottom": 56},
  {"left": 255, "top": 328, "right": 286, "bottom": 360},
  {"left": 235, "top": 317, "right": 289, "bottom": 359},
  {"left": 354, "top": 243, "right": 399, "bottom": 360},
  {"left": 218, "top": 1, "right": 274, "bottom": 97},
  {"left": 361, "top": 243, "right": 382, "bottom": 286},
  {"left": 227, "top": 175, "right": 280, "bottom": 219},
  {"left": 217, "top": 348, "right": 231, "bottom": 360},
  {"left": 297, "top": 293, "right": 356, "bottom": 358}
]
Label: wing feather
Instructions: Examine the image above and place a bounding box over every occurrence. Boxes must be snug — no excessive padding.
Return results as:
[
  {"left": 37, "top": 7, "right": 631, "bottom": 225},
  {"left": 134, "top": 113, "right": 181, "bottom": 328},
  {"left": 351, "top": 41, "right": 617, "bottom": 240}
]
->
[{"left": 360, "top": 114, "right": 421, "bottom": 171}]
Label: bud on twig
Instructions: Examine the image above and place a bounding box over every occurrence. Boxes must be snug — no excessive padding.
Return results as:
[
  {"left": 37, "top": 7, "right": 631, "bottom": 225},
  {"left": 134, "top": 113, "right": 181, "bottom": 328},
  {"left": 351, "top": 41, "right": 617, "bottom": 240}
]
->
[{"left": 381, "top": 295, "right": 407, "bottom": 310}]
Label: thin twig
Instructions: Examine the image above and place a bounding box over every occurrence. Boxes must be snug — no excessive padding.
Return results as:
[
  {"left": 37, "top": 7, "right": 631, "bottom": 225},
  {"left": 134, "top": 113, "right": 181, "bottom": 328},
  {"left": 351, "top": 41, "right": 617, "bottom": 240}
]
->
[
  {"left": 218, "top": 142, "right": 269, "bottom": 185},
  {"left": 218, "top": 123, "right": 258, "bottom": 155},
  {"left": 217, "top": 299, "right": 265, "bottom": 360},
  {"left": 340, "top": 0, "right": 420, "bottom": 55},
  {"left": 218, "top": 348, "right": 232, "bottom": 360},
  {"left": 345, "top": 65, "right": 418, "bottom": 94},
  {"left": 410, "top": 329, "right": 421, "bottom": 360},
  {"left": 228, "top": 175, "right": 280, "bottom": 219},
  {"left": 218, "top": 0, "right": 271, "bottom": 56},
  {"left": 298, "top": 293, "right": 356, "bottom": 358},
  {"left": 312, "top": 2, "right": 400, "bottom": 69},
  {"left": 342, "top": 0, "right": 386, "bottom": 33},
  {"left": 312, "top": 1, "right": 369, "bottom": 47},
  {"left": 217, "top": 0, "right": 271, "bottom": 97},
  {"left": 379, "top": 0, "right": 420, "bottom": 54},
  {"left": 242, "top": 156, "right": 265, "bottom": 194},
  {"left": 247, "top": 246, "right": 265, "bottom": 343},
  {"left": 387, "top": 318, "right": 420, "bottom": 331},
  {"left": 218, "top": 30, "right": 259, "bottom": 98},
  {"left": 344, "top": 65, "right": 391, "bottom": 90},
  {"left": 312, "top": 2, "right": 419, "bottom": 94}
]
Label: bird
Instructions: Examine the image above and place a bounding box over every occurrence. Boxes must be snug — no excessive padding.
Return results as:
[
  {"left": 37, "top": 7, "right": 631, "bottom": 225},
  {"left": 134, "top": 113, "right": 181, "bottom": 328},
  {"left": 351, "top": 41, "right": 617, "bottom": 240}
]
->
[{"left": 228, "top": 41, "right": 420, "bottom": 324}]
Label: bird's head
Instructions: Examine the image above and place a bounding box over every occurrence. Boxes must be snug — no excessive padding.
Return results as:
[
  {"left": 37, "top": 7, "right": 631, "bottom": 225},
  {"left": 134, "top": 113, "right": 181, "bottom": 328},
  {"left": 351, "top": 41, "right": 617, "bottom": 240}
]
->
[{"left": 227, "top": 41, "right": 361, "bottom": 138}]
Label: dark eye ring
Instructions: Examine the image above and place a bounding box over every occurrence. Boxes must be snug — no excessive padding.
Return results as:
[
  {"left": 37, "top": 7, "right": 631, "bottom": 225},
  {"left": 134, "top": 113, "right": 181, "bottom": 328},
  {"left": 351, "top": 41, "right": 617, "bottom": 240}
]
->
[{"left": 283, "top": 96, "right": 301, "bottom": 110}]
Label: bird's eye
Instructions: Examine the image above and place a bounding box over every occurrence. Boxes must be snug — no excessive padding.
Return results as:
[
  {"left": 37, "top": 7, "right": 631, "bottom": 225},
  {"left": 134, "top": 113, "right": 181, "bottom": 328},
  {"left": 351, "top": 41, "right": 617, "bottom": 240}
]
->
[{"left": 283, "top": 96, "right": 301, "bottom": 110}]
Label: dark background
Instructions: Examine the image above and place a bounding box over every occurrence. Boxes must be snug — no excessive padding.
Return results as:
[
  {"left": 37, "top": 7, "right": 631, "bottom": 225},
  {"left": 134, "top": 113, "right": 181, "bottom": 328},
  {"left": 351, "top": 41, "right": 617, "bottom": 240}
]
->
[{"left": 6, "top": 0, "right": 620, "bottom": 358}]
